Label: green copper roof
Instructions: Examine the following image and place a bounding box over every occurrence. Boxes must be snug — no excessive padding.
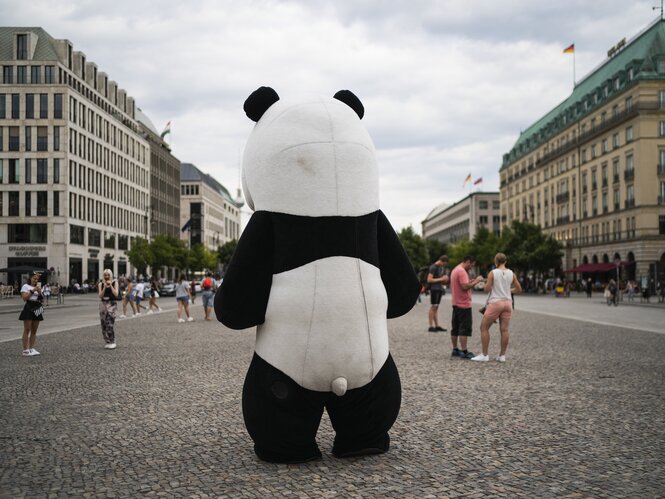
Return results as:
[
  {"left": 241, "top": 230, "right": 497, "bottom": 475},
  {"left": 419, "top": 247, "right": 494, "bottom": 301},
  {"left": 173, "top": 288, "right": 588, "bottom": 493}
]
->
[
  {"left": 0, "top": 27, "right": 61, "bottom": 62},
  {"left": 503, "top": 18, "right": 665, "bottom": 169}
]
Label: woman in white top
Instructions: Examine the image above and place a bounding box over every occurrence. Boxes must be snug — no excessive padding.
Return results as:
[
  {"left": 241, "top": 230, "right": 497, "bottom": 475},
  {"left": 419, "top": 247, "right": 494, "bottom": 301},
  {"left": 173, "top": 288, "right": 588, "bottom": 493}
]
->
[
  {"left": 175, "top": 273, "right": 194, "bottom": 323},
  {"left": 19, "top": 271, "right": 45, "bottom": 357},
  {"left": 471, "top": 253, "right": 522, "bottom": 363}
]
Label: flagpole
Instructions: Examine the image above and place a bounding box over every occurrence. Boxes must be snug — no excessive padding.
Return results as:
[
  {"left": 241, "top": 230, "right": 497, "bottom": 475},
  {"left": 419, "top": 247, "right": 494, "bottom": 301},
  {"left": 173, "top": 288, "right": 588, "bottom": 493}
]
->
[{"left": 573, "top": 43, "right": 576, "bottom": 87}]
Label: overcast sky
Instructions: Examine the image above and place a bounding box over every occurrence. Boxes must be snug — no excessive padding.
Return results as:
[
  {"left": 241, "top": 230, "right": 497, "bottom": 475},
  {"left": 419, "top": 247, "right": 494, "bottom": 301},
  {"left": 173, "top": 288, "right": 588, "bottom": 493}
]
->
[{"left": 2, "top": 0, "right": 661, "bottom": 231}]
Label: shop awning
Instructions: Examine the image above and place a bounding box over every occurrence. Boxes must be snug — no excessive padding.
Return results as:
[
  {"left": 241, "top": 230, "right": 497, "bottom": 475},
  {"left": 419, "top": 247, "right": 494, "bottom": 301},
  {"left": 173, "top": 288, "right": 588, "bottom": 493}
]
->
[{"left": 564, "top": 262, "right": 631, "bottom": 273}]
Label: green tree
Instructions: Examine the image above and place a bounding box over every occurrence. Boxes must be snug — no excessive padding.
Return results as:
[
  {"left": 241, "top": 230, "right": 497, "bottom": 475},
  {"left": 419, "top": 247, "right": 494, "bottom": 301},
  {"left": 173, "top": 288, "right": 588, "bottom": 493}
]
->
[
  {"left": 498, "top": 221, "right": 563, "bottom": 275},
  {"left": 470, "top": 226, "right": 499, "bottom": 272},
  {"left": 397, "top": 225, "right": 429, "bottom": 271},
  {"left": 127, "top": 237, "right": 153, "bottom": 276},
  {"left": 447, "top": 238, "right": 474, "bottom": 268},
  {"left": 218, "top": 239, "right": 238, "bottom": 268},
  {"left": 189, "top": 244, "right": 218, "bottom": 272},
  {"left": 425, "top": 238, "right": 448, "bottom": 265},
  {"left": 150, "top": 234, "right": 177, "bottom": 273}
]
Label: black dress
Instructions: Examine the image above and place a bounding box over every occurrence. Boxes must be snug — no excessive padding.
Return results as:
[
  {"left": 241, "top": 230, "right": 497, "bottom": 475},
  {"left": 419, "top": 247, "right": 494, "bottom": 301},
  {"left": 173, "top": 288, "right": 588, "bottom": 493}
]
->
[{"left": 19, "top": 286, "right": 44, "bottom": 321}]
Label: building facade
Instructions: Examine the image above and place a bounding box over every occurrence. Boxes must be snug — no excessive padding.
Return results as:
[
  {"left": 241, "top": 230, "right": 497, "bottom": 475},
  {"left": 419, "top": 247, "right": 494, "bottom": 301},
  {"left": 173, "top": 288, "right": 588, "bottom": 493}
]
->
[
  {"left": 422, "top": 192, "right": 501, "bottom": 244},
  {"left": 500, "top": 19, "right": 665, "bottom": 285},
  {"left": 0, "top": 27, "right": 150, "bottom": 287},
  {"left": 135, "top": 108, "right": 180, "bottom": 239},
  {"left": 179, "top": 163, "right": 241, "bottom": 251}
]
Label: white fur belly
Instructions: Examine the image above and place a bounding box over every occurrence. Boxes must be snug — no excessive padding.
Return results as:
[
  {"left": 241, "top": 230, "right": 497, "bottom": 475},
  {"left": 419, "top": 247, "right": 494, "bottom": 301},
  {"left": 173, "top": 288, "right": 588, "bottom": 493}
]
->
[{"left": 255, "top": 256, "right": 389, "bottom": 392}]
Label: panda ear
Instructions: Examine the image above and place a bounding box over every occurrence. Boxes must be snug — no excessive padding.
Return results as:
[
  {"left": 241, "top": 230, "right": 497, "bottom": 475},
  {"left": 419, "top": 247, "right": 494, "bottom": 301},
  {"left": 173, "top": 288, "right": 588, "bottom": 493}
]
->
[
  {"left": 244, "top": 86, "right": 280, "bottom": 122},
  {"left": 333, "top": 90, "right": 364, "bottom": 119}
]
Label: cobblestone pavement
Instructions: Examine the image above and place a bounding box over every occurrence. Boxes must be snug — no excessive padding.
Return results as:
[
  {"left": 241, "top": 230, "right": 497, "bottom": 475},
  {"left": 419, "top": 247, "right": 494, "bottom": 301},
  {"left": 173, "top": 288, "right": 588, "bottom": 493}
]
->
[{"left": 1, "top": 299, "right": 664, "bottom": 498}]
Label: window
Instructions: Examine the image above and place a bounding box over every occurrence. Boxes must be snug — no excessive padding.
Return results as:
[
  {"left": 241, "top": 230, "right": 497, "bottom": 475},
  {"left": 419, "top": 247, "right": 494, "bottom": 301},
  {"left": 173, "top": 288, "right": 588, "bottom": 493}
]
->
[
  {"left": 39, "top": 94, "right": 48, "bottom": 119},
  {"left": 625, "top": 96, "right": 633, "bottom": 111},
  {"left": 11, "top": 94, "right": 19, "bottom": 119},
  {"left": 104, "top": 232, "right": 115, "bottom": 249},
  {"left": 8, "top": 159, "right": 19, "bottom": 183},
  {"left": 626, "top": 184, "right": 634, "bottom": 201},
  {"left": 602, "top": 138, "right": 608, "bottom": 153},
  {"left": 479, "top": 215, "right": 488, "bottom": 225},
  {"left": 492, "top": 200, "right": 500, "bottom": 210},
  {"left": 37, "top": 191, "right": 47, "bottom": 216},
  {"left": 8, "top": 126, "right": 19, "bottom": 151},
  {"left": 25, "top": 93, "right": 34, "bottom": 119},
  {"left": 612, "top": 133, "right": 619, "bottom": 148},
  {"left": 54, "top": 94, "right": 62, "bottom": 119},
  {"left": 54, "top": 126, "right": 60, "bottom": 151},
  {"left": 0, "top": 94, "right": 5, "bottom": 118},
  {"left": 53, "top": 191, "right": 60, "bottom": 216},
  {"left": 25, "top": 126, "right": 31, "bottom": 151},
  {"left": 479, "top": 200, "right": 488, "bottom": 209},
  {"left": 37, "top": 126, "right": 48, "bottom": 151},
  {"left": 625, "top": 126, "right": 634, "bottom": 142},
  {"left": 17, "top": 66, "right": 26, "bottom": 84},
  {"left": 626, "top": 153, "right": 634, "bottom": 172},
  {"left": 31, "top": 66, "right": 40, "bottom": 84},
  {"left": 88, "top": 228, "right": 101, "bottom": 247},
  {"left": 36, "top": 159, "right": 47, "bottom": 183},
  {"left": 3, "top": 65, "right": 13, "bottom": 84},
  {"left": 16, "top": 34, "right": 28, "bottom": 59},
  {"left": 0, "top": 127, "right": 3, "bottom": 151},
  {"left": 70, "top": 224, "right": 85, "bottom": 244},
  {"left": 592, "top": 196, "right": 597, "bottom": 216},
  {"left": 660, "top": 215, "right": 665, "bottom": 235},
  {"left": 54, "top": 159, "right": 60, "bottom": 183},
  {"left": 661, "top": 150, "right": 665, "bottom": 167},
  {"left": 8, "top": 191, "right": 19, "bottom": 216},
  {"left": 8, "top": 224, "right": 48, "bottom": 243},
  {"left": 118, "top": 234, "right": 128, "bottom": 250},
  {"left": 602, "top": 192, "right": 608, "bottom": 213},
  {"left": 44, "top": 66, "right": 54, "bottom": 84},
  {"left": 25, "top": 191, "right": 31, "bottom": 216},
  {"left": 25, "top": 158, "right": 31, "bottom": 183},
  {"left": 614, "top": 189, "right": 620, "bottom": 210},
  {"left": 660, "top": 121, "right": 665, "bottom": 137}
]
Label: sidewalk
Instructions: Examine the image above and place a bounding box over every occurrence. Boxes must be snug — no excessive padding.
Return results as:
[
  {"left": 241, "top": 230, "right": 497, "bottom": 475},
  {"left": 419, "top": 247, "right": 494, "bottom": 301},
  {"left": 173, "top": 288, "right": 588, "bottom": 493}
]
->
[{"left": 1, "top": 299, "right": 663, "bottom": 497}]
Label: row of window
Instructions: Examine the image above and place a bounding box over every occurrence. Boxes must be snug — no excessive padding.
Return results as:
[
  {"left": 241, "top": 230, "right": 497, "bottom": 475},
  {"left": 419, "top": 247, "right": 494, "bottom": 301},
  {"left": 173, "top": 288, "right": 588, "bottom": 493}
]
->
[
  {"left": 181, "top": 184, "right": 200, "bottom": 196},
  {"left": 1, "top": 190, "right": 58, "bottom": 217},
  {"left": 2, "top": 64, "right": 56, "bottom": 85},
  {"left": 0, "top": 125, "right": 61, "bottom": 152},
  {"left": 69, "top": 224, "right": 129, "bottom": 250},
  {"left": 478, "top": 200, "right": 500, "bottom": 210},
  {"left": 0, "top": 158, "right": 59, "bottom": 184},
  {"left": 0, "top": 93, "right": 63, "bottom": 120},
  {"left": 68, "top": 160, "right": 147, "bottom": 211},
  {"left": 68, "top": 192, "right": 147, "bottom": 234}
]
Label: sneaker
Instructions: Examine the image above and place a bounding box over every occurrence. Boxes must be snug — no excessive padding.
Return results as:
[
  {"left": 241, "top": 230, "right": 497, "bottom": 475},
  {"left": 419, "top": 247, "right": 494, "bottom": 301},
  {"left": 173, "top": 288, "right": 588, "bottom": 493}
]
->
[
  {"left": 22, "top": 349, "right": 32, "bottom": 356},
  {"left": 186, "top": 317, "right": 194, "bottom": 322},
  {"left": 107, "top": 343, "right": 116, "bottom": 350},
  {"left": 451, "top": 348, "right": 463, "bottom": 357},
  {"left": 461, "top": 350, "right": 476, "bottom": 359},
  {"left": 435, "top": 326, "right": 447, "bottom": 332},
  {"left": 30, "top": 348, "right": 40, "bottom": 356},
  {"left": 428, "top": 326, "right": 437, "bottom": 332},
  {"left": 119, "top": 314, "right": 126, "bottom": 319},
  {"left": 178, "top": 318, "right": 185, "bottom": 323},
  {"left": 147, "top": 310, "right": 154, "bottom": 315},
  {"left": 135, "top": 312, "right": 141, "bottom": 316},
  {"left": 495, "top": 355, "right": 506, "bottom": 363},
  {"left": 471, "top": 354, "right": 489, "bottom": 362}
]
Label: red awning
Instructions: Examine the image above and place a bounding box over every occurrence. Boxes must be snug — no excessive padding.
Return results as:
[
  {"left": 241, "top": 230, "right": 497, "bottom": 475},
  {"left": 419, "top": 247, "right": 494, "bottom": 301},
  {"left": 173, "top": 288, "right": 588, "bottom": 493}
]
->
[{"left": 564, "top": 262, "right": 627, "bottom": 273}]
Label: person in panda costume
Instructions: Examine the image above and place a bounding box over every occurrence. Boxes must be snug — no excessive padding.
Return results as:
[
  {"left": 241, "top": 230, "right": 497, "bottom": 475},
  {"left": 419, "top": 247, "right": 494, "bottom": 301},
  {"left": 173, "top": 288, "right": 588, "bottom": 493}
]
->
[{"left": 215, "top": 86, "right": 420, "bottom": 463}]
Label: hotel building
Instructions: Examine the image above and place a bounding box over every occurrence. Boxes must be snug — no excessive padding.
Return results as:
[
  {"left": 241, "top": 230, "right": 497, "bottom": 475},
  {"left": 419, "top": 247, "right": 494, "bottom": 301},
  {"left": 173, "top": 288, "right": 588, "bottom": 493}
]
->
[
  {"left": 0, "top": 27, "right": 150, "bottom": 287},
  {"left": 500, "top": 19, "right": 665, "bottom": 285},
  {"left": 422, "top": 192, "right": 501, "bottom": 244},
  {"left": 179, "top": 163, "right": 242, "bottom": 251}
]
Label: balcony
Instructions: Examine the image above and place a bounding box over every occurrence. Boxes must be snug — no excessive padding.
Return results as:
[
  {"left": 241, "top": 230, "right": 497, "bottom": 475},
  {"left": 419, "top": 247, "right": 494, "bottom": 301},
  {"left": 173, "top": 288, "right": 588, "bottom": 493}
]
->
[
  {"left": 613, "top": 174, "right": 620, "bottom": 184},
  {"left": 556, "top": 215, "right": 570, "bottom": 225},
  {"left": 625, "top": 198, "right": 635, "bottom": 209},
  {"left": 592, "top": 182, "right": 598, "bottom": 191},
  {"left": 658, "top": 164, "right": 665, "bottom": 175},
  {"left": 602, "top": 178, "right": 608, "bottom": 188},
  {"left": 624, "top": 169, "right": 635, "bottom": 181},
  {"left": 556, "top": 192, "right": 570, "bottom": 204}
]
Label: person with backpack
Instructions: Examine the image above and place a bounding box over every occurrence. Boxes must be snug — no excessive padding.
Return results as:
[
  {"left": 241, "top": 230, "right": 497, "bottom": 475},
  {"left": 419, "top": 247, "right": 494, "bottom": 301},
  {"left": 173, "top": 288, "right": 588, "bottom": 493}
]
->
[
  {"left": 201, "top": 271, "right": 216, "bottom": 321},
  {"left": 427, "top": 255, "right": 450, "bottom": 332}
]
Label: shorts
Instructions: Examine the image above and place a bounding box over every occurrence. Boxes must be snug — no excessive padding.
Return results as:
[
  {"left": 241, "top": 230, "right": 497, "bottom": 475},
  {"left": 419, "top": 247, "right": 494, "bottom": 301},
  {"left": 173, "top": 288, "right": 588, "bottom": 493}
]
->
[
  {"left": 202, "top": 290, "right": 214, "bottom": 308},
  {"left": 176, "top": 296, "right": 190, "bottom": 305},
  {"left": 451, "top": 306, "right": 472, "bottom": 336},
  {"left": 484, "top": 300, "right": 512, "bottom": 323},
  {"left": 430, "top": 289, "right": 443, "bottom": 305}
]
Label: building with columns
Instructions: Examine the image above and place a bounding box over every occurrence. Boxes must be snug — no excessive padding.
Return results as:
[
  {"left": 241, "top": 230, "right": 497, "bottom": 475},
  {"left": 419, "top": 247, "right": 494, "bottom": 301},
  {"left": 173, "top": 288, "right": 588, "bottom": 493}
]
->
[
  {"left": 500, "top": 18, "right": 665, "bottom": 287},
  {"left": 0, "top": 27, "right": 150, "bottom": 287}
]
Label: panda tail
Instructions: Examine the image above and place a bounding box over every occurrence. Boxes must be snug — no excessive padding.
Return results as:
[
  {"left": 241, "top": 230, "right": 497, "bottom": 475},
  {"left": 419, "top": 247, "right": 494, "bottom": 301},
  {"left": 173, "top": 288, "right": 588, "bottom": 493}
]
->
[{"left": 331, "top": 377, "right": 348, "bottom": 396}]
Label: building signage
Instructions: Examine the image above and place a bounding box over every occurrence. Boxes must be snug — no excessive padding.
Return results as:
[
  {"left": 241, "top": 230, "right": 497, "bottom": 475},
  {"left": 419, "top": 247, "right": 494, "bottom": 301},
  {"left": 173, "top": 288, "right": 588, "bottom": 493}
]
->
[{"left": 8, "top": 246, "right": 47, "bottom": 257}]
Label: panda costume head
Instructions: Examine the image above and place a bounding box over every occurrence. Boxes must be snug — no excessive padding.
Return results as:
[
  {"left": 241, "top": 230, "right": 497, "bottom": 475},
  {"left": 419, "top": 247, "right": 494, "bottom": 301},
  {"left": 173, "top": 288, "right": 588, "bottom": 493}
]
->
[
  {"left": 215, "top": 87, "right": 420, "bottom": 463},
  {"left": 242, "top": 87, "right": 378, "bottom": 217}
]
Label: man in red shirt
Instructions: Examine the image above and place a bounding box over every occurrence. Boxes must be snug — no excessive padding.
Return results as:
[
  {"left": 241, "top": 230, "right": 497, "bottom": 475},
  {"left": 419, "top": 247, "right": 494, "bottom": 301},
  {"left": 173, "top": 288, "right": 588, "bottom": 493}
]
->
[{"left": 450, "top": 255, "right": 484, "bottom": 359}]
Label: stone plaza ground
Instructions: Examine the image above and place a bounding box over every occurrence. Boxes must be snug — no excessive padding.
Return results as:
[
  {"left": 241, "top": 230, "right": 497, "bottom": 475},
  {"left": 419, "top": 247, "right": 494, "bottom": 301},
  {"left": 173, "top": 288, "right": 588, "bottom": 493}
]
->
[{"left": 0, "top": 293, "right": 664, "bottom": 498}]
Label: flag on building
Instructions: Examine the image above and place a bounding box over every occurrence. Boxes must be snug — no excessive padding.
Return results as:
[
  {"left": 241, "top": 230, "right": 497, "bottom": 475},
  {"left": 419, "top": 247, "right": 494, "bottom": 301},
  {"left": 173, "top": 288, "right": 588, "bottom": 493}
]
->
[
  {"left": 474, "top": 177, "right": 483, "bottom": 185},
  {"left": 161, "top": 121, "right": 171, "bottom": 139},
  {"left": 563, "top": 43, "right": 575, "bottom": 54},
  {"left": 181, "top": 217, "right": 192, "bottom": 232},
  {"left": 463, "top": 173, "right": 472, "bottom": 187}
]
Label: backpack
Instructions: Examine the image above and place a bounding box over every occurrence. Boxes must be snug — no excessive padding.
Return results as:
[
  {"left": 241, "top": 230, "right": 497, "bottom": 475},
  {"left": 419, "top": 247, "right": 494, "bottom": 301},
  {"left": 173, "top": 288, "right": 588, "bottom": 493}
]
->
[{"left": 202, "top": 277, "right": 213, "bottom": 290}]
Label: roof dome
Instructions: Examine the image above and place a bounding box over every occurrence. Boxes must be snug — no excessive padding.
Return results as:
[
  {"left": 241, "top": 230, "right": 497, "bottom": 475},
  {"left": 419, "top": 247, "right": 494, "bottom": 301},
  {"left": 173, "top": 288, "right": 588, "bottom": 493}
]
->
[{"left": 135, "top": 107, "right": 160, "bottom": 136}]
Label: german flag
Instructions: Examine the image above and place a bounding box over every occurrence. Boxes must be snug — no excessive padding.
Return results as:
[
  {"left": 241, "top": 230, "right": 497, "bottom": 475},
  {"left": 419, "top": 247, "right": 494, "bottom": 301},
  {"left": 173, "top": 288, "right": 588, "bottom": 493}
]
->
[{"left": 563, "top": 43, "right": 575, "bottom": 54}]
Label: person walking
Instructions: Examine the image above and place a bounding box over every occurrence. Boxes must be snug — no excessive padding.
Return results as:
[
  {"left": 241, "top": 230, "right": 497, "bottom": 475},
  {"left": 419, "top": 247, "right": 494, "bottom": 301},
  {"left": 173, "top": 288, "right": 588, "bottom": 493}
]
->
[
  {"left": 201, "top": 271, "right": 215, "bottom": 321},
  {"left": 176, "top": 273, "right": 194, "bottom": 323},
  {"left": 98, "top": 269, "right": 120, "bottom": 349},
  {"left": 42, "top": 283, "right": 51, "bottom": 306},
  {"left": 471, "top": 253, "right": 523, "bottom": 363},
  {"left": 120, "top": 277, "right": 137, "bottom": 318},
  {"left": 134, "top": 279, "right": 146, "bottom": 315},
  {"left": 148, "top": 276, "right": 162, "bottom": 313},
  {"left": 449, "top": 255, "right": 484, "bottom": 359},
  {"left": 190, "top": 278, "right": 197, "bottom": 304},
  {"left": 585, "top": 278, "right": 593, "bottom": 299},
  {"left": 19, "top": 271, "right": 45, "bottom": 356},
  {"left": 427, "top": 255, "right": 449, "bottom": 332}
]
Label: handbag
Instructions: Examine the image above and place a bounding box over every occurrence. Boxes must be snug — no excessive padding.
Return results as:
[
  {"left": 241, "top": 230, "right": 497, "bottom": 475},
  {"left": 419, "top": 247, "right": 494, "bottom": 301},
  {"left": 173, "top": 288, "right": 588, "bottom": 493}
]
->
[{"left": 29, "top": 300, "right": 44, "bottom": 318}]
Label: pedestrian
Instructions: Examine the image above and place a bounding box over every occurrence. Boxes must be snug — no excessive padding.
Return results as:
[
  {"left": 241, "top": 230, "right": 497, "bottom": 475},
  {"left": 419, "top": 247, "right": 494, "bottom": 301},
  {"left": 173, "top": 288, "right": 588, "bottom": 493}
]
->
[
  {"left": 98, "top": 269, "right": 120, "bottom": 349},
  {"left": 201, "top": 271, "right": 215, "bottom": 321},
  {"left": 427, "top": 255, "right": 449, "bottom": 332},
  {"left": 120, "top": 277, "right": 137, "bottom": 318},
  {"left": 19, "top": 271, "right": 45, "bottom": 357},
  {"left": 471, "top": 253, "right": 523, "bottom": 363},
  {"left": 585, "top": 278, "right": 592, "bottom": 298},
  {"left": 626, "top": 280, "right": 635, "bottom": 302},
  {"left": 449, "top": 255, "right": 484, "bottom": 359},
  {"left": 213, "top": 272, "right": 223, "bottom": 290},
  {"left": 190, "top": 278, "right": 197, "bottom": 304},
  {"left": 176, "top": 273, "right": 194, "bottom": 323},
  {"left": 148, "top": 276, "right": 162, "bottom": 313},
  {"left": 42, "top": 282, "right": 51, "bottom": 306},
  {"left": 134, "top": 279, "right": 146, "bottom": 315}
]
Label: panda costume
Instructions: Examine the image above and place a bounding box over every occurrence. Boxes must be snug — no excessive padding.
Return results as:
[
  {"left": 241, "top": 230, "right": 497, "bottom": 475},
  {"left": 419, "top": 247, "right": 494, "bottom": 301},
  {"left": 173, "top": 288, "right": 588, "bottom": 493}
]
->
[{"left": 215, "top": 87, "right": 420, "bottom": 463}]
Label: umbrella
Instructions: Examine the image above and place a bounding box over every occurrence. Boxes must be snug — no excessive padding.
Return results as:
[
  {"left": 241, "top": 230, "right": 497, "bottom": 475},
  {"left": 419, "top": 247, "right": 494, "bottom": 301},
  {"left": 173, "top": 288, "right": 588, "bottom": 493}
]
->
[{"left": 0, "top": 266, "right": 49, "bottom": 273}]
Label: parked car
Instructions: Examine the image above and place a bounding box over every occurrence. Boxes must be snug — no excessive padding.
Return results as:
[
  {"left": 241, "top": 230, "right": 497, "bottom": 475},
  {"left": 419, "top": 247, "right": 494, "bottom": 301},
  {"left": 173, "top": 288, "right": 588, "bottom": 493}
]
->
[{"left": 160, "top": 282, "right": 176, "bottom": 297}]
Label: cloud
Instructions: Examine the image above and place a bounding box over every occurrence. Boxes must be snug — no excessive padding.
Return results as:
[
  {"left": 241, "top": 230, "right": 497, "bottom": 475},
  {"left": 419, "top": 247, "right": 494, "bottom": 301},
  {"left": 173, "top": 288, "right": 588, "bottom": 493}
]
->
[{"left": 2, "top": 0, "right": 660, "bottom": 232}]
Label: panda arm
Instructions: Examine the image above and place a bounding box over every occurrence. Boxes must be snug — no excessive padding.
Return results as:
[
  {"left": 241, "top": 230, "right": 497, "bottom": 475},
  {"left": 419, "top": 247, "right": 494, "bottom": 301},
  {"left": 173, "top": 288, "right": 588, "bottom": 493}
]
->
[
  {"left": 376, "top": 210, "right": 421, "bottom": 318},
  {"left": 215, "top": 211, "right": 274, "bottom": 329}
]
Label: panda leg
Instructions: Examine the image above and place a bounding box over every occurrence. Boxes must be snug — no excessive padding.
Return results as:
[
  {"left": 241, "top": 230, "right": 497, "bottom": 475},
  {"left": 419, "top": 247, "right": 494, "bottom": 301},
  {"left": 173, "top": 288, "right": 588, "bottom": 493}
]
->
[
  {"left": 242, "top": 353, "right": 325, "bottom": 463},
  {"left": 326, "top": 353, "right": 401, "bottom": 458}
]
